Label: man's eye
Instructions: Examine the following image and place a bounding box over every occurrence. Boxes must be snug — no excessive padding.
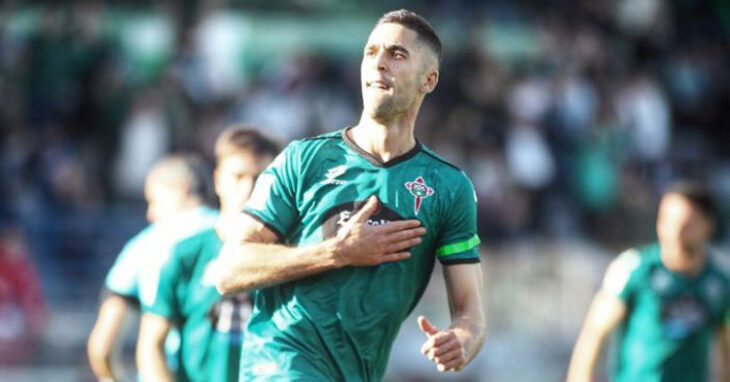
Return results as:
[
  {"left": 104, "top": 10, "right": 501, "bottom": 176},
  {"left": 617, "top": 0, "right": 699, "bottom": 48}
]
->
[{"left": 393, "top": 52, "right": 406, "bottom": 59}]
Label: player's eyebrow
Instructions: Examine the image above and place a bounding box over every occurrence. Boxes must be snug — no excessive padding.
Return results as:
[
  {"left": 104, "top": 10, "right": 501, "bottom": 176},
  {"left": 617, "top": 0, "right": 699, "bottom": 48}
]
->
[
  {"left": 364, "top": 43, "right": 410, "bottom": 57},
  {"left": 384, "top": 44, "right": 409, "bottom": 56}
]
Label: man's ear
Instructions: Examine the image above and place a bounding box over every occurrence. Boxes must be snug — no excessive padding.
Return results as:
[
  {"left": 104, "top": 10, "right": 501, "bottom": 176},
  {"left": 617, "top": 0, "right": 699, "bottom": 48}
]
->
[{"left": 421, "top": 70, "right": 439, "bottom": 94}]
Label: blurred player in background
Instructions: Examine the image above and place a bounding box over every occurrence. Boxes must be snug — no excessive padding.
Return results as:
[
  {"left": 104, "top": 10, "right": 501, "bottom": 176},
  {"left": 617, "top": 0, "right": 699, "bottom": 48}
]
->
[
  {"left": 0, "top": 223, "right": 45, "bottom": 364},
  {"left": 136, "top": 127, "right": 279, "bottom": 382},
  {"left": 217, "top": 9, "right": 486, "bottom": 381},
  {"left": 567, "top": 182, "right": 730, "bottom": 382},
  {"left": 87, "top": 155, "right": 217, "bottom": 381}
]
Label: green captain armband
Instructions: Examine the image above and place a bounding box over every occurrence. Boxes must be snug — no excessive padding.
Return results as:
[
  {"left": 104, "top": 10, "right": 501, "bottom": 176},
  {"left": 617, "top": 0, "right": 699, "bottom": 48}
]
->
[{"left": 437, "top": 234, "right": 481, "bottom": 263}]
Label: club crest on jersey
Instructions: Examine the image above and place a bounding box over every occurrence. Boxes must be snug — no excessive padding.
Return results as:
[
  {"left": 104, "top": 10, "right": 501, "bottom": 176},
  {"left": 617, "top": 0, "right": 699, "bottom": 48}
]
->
[{"left": 405, "top": 176, "right": 434, "bottom": 215}]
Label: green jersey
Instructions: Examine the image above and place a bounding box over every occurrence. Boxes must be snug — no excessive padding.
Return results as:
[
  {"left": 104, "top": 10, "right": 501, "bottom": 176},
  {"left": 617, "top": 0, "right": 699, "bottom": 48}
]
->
[
  {"left": 105, "top": 206, "right": 219, "bottom": 370},
  {"left": 241, "top": 128, "right": 480, "bottom": 381},
  {"left": 602, "top": 243, "right": 730, "bottom": 382},
  {"left": 145, "top": 227, "right": 251, "bottom": 382}
]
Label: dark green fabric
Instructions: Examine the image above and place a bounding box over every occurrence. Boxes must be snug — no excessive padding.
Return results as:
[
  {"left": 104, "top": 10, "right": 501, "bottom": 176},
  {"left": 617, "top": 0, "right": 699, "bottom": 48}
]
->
[
  {"left": 240, "top": 128, "right": 480, "bottom": 381},
  {"left": 607, "top": 243, "right": 730, "bottom": 382},
  {"left": 146, "top": 228, "right": 249, "bottom": 382}
]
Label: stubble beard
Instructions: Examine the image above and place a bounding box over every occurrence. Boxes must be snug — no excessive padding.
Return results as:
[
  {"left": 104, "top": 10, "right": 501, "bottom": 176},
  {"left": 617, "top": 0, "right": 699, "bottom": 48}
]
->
[
  {"left": 363, "top": 91, "right": 412, "bottom": 122},
  {"left": 365, "top": 99, "right": 396, "bottom": 121}
]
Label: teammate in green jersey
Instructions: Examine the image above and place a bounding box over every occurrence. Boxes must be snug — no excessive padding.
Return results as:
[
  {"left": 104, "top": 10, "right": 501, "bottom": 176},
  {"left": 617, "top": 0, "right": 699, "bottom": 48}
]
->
[
  {"left": 216, "top": 9, "right": 486, "bottom": 381},
  {"left": 567, "top": 182, "right": 730, "bottom": 382},
  {"left": 88, "top": 155, "right": 216, "bottom": 382},
  {"left": 137, "top": 127, "right": 280, "bottom": 382}
]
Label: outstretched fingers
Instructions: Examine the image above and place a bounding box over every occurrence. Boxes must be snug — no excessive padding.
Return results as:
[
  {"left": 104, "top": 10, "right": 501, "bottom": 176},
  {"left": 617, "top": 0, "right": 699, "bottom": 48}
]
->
[
  {"left": 379, "top": 219, "right": 423, "bottom": 234},
  {"left": 385, "top": 226, "right": 426, "bottom": 241},
  {"left": 376, "top": 227, "right": 424, "bottom": 255},
  {"left": 431, "top": 338, "right": 461, "bottom": 358},
  {"left": 377, "top": 251, "right": 411, "bottom": 264},
  {"left": 437, "top": 359, "right": 463, "bottom": 372},
  {"left": 383, "top": 238, "right": 422, "bottom": 254},
  {"left": 418, "top": 323, "right": 467, "bottom": 373},
  {"left": 351, "top": 196, "right": 379, "bottom": 223}
]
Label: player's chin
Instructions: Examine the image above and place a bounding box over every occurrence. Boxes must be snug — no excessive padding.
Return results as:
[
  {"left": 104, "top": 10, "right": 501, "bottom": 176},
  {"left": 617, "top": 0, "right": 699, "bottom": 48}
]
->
[{"left": 364, "top": 103, "right": 395, "bottom": 120}]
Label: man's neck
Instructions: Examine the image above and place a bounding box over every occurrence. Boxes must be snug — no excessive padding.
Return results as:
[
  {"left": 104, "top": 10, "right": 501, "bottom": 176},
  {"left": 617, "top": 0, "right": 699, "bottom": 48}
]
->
[
  {"left": 660, "top": 244, "right": 707, "bottom": 277},
  {"left": 350, "top": 114, "right": 417, "bottom": 163}
]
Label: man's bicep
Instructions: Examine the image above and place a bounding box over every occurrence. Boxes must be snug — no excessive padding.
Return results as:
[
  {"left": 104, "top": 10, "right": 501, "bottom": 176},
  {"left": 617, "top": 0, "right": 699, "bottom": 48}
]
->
[
  {"left": 436, "top": 175, "right": 480, "bottom": 265},
  {"left": 443, "top": 263, "right": 484, "bottom": 315},
  {"left": 241, "top": 142, "right": 300, "bottom": 237},
  {"left": 105, "top": 246, "right": 140, "bottom": 297},
  {"left": 584, "top": 291, "right": 627, "bottom": 336},
  {"left": 139, "top": 313, "right": 173, "bottom": 343},
  {"left": 581, "top": 252, "right": 637, "bottom": 336},
  {"left": 602, "top": 249, "right": 641, "bottom": 301},
  {"left": 95, "top": 294, "right": 129, "bottom": 333},
  {"left": 225, "top": 212, "right": 281, "bottom": 244},
  {"left": 88, "top": 294, "right": 131, "bottom": 356}
]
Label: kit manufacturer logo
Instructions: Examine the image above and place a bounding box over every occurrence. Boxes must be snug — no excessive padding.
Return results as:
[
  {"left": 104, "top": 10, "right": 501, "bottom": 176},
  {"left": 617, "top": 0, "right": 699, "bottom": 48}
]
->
[{"left": 321, "top": 165, "right": 348, "bottom": 185}]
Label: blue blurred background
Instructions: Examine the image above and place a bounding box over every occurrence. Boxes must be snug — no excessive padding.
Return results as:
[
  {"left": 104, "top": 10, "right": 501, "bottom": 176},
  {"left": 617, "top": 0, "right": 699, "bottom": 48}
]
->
[{"left": 1, "top": 0, "right": 730, "bottom": 381}]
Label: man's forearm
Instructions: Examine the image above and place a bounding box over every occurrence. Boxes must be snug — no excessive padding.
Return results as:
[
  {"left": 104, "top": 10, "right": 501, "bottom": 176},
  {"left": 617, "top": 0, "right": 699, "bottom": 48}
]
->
[
  {"left": 450, "top": 313, "right": 487, "bottom": 365},
  {"left": 87, "top": 340, "right": 116, "bottom": 381},
  {"left": 137, "top": 339, "right": 174, "bottom": 382},
  {"left": 566, "top": 330, "right": 604, "bottom": 382},
  {"left": 87, "top": 296, "right": 127, "bottom": 381},
  {"left": 87, "top": 329, "right": 115, "bottom": 380},
  {"left": 567, "top": 292, "right": 626, "bottom": 382},
  {"left": 216, "top": 240, "right": 341, "bottom": 295},
  {"left": 137, "top": 314, "right": 174, "bottom": 382},
  {"left": 218, "top": 203, "right": 423, "bottom": 295}
]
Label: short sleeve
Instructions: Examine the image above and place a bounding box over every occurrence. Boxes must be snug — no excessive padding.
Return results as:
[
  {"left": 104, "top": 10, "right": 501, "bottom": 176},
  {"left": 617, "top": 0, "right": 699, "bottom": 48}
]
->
[
  {"left": 436, "top": 174, "right": 481, "bottom": 265},
  {"left": 143, "top": 246, "right": 182, "bottom": 319},
  {"left": 602, "top": 249, "right": 642, "bottom": 301},
  {"left": 104, "top": 228, "right": 151, "bottom": 298},
  {"left": 243, "top": 142, "right": 300, "bottom": 240}
]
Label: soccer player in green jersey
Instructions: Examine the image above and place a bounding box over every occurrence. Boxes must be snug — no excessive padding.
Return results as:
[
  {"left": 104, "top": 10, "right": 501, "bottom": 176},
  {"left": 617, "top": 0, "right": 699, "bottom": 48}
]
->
[
  {"left": 137, "top": 127, "right": 280, "bottom": 382},
  {"left": 567, "top": 182, "right": 730, "bottom": 382},
  {"left": 88, "top": 155, "right": 217, "bottom": 382},
  {"left": 216, "top": 9, "right": 486, "bottom": 381}
]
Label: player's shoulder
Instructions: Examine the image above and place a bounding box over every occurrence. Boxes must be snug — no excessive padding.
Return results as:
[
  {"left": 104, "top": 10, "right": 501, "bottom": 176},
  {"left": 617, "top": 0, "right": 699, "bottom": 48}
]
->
[
  {"left": 612, "top": 243, "right": 659, "bottom": 269},
  {"left": 173, "top": 206, "right": 219, "bottom": 228},
  {"left": 171, "top": 227, "right": 217, "bottom": 263},
  {"left": 277, "top": 129, "right": 344, "bottom": 163},
  {"left": 301, "top": 129, "right": 343, "bottom": 142},
  {"left": 418, "top": 143, "right": 463, "bottom": 172},
  {"left": 161, "top": 228, "right": 218, "bottom": 277},
  {"left": 131, "top": 222, "right": 159, "bottom": 243},
  {"left": 116, "top": 222, "right": 160, "bottom": 259},
  {"left": 418, "top": 143, "right": 474, "bottom": 191},
  {"left": 290, "top": 129, "right": 343, "bottom": 150},
  {"left": 602, "top": 244, "right": 655, "bottom": 295}
]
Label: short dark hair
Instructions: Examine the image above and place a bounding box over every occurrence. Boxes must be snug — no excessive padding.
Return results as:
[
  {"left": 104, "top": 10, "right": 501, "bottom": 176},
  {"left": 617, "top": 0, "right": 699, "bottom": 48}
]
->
[
  {"left": 375, "top": 9, "right": 442, "bottom": 64},
  {"left": 149, "top": 154, "right": 211, "bottom": 201},
  {"left": 215, "top": 125, "right": 281, "bottom": 162},
  {"left": 663, "top": 181, "right": 716, "bottom": 222}
]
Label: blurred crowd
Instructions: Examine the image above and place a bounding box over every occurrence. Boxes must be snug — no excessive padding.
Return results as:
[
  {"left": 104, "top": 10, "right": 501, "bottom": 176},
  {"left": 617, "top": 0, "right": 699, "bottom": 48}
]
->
[{"left": 1, "top": 0, "right": 729, "bottom": 373}]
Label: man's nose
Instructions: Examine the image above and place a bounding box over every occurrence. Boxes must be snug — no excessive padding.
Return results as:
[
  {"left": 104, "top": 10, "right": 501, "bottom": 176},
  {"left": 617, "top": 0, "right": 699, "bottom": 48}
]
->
[{"left": 373, "top": 50, "right": 388, "bottom": 71}]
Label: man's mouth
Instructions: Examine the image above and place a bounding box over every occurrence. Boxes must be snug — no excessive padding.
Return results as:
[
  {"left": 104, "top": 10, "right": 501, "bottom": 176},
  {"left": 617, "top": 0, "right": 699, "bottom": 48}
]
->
[{"left": 366, "top": 80, "right": 391, "bottom": 90}]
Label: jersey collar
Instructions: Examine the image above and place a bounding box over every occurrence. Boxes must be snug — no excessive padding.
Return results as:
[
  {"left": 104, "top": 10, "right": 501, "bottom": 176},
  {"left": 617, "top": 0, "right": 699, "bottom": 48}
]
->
[{"left": 341, "top": 127, "right": 421, "bottom": 168}]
